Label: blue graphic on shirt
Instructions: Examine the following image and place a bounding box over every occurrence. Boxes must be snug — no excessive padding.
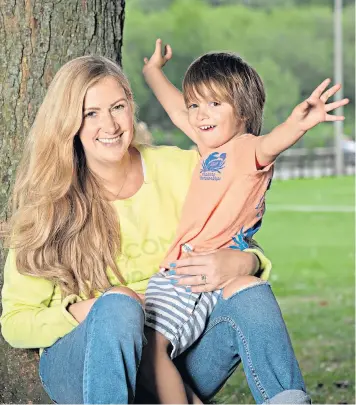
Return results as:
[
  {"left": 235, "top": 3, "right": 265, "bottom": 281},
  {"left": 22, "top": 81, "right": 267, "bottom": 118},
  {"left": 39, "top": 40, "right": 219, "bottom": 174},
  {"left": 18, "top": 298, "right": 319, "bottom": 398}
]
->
[
  {"left": 229, "top": 176, "right": 272, "bottom": 249},
  {"left": 229, "top": 220, "right": 262, "bottom": 251},
  {"left": 255, "top": 196, "right": 265, "bottom": 218},
  {"left": 201, "top": 152, "right": 226, "bottom": 174},
  {"left": 255, "top": 178, "right": 273, "bottom": 217}
]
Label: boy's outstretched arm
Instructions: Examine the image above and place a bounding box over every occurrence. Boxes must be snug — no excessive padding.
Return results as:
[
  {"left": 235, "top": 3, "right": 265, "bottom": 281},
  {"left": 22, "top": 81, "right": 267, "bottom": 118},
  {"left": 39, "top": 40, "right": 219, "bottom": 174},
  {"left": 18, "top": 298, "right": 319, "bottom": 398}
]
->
[
  {"left": 143, "top": 39, "right": 198, "bottom": 143},
  {"left": 256, "top": 78, "right": 349, "bottom": 166}
]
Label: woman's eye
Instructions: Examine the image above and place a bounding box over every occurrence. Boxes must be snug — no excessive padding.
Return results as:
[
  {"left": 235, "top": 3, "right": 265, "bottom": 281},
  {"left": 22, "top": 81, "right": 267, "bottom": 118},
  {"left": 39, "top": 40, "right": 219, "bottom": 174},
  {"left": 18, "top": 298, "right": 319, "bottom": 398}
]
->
[
  {"left": 113, "top": 104, "right": 125, "bottom": 111},
  {"left": 84, "top": 111, "right": 96, "bottom": 118}
]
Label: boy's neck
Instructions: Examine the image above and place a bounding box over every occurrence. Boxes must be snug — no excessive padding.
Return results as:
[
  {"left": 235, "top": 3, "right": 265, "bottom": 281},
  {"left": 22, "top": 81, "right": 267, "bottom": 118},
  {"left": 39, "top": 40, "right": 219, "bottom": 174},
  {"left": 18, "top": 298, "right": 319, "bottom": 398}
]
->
[{"left": 197, "top": 131, "right": 246, "bottom": 157}]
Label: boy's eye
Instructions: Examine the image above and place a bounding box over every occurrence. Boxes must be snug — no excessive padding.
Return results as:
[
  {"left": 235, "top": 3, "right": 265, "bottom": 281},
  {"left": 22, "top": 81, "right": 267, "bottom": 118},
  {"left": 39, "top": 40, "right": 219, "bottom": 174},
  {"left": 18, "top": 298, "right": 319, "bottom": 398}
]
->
[
  {"left": 209, "top": 101, "right": 220, "bottom": 107},
  {"left": 188, "top": 103, "right": 198, "bottom": 109}
]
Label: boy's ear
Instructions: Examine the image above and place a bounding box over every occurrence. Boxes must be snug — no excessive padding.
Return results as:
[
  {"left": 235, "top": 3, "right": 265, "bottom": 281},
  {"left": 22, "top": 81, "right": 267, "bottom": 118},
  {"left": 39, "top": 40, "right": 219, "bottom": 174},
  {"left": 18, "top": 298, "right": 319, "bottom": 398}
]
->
[
  {"left": 235, "top": 113, "right": 246, "bottom": 122},
  {"left": 236, "top": 116, "right": 247, "bottom": 132}
]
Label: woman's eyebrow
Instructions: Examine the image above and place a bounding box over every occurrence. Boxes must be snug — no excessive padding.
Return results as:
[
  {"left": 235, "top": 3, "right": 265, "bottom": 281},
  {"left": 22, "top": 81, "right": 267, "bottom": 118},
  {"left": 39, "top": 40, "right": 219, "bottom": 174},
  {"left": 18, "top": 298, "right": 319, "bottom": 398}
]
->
[{"left": 84, "top": 98, "right": 127, "bottom": 111}]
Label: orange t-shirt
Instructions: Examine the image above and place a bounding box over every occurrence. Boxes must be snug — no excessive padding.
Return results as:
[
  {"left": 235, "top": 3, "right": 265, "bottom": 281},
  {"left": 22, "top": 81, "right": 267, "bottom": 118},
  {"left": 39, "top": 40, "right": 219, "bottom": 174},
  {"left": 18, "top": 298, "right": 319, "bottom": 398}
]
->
[{"left": 161, "top": 134, "right": 273, "bottom": 267}]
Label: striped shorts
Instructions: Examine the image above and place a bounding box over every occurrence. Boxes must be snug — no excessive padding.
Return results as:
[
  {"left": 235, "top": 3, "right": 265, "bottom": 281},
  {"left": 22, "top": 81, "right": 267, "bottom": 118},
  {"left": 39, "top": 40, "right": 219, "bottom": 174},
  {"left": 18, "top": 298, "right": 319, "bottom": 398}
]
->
[{"left": 145, "top": 272, "right": 221, "bottom": 358}]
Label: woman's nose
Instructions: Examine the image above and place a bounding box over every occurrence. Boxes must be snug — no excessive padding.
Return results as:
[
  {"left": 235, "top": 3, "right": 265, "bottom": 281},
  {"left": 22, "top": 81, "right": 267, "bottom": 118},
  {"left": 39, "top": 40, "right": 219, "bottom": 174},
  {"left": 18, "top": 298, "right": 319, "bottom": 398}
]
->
[{"left": 101, "top": 113, "right": 118, "bottom": 134}]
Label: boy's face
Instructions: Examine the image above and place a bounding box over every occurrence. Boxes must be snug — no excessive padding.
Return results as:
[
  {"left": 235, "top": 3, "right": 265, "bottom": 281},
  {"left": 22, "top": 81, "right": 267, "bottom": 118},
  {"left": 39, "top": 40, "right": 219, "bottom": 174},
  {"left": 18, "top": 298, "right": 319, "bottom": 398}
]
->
[{"left": 186, "top": 85, "right": 244, "bottom": 150}]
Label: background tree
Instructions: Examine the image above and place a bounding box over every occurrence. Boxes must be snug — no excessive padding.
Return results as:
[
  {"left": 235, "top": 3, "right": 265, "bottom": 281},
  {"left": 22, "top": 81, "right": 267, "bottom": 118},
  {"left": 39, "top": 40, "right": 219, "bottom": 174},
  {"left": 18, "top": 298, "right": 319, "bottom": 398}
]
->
[{"left": 0, "top": 0, "right": 125, "bottom": 402}]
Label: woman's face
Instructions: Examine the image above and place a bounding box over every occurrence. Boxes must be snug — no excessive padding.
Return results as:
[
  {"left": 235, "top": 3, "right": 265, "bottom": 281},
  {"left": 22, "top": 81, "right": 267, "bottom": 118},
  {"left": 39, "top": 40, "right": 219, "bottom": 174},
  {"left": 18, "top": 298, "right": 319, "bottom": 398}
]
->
[{"left": 79, "top": 76, "right": 134, "bottom": 170}]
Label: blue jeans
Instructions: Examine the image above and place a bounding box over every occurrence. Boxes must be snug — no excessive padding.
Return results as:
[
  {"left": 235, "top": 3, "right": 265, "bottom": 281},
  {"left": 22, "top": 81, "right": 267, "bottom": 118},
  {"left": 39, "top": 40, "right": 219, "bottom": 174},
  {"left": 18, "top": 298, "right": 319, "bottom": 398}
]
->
[{"left": 39, "top": 283, "right": 311, "bottom": 404}]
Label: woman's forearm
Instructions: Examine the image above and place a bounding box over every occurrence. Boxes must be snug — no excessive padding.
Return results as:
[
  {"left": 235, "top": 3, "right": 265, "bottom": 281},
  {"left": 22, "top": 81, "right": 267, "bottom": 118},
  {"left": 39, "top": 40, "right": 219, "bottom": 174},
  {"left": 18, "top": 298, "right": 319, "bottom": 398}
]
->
[
  {"left": 230, "top": 249, "right": 260, "bottom": 277},
  {"left": 246, "top": 251, "right": 261, "bottom": 276},
  {"left": 214, "top": 249, "right": 259, "bottom": 284}
]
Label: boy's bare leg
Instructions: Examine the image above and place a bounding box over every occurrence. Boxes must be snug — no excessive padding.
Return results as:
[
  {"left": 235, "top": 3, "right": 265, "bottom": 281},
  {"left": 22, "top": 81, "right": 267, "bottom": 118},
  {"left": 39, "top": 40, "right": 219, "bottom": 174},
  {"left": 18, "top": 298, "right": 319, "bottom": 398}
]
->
[
  {"left": 184, "top": 382, "right": 204, "bottom": 404},
  {"left": 140, "top": 327, "right": 202, "bottom": 404}
]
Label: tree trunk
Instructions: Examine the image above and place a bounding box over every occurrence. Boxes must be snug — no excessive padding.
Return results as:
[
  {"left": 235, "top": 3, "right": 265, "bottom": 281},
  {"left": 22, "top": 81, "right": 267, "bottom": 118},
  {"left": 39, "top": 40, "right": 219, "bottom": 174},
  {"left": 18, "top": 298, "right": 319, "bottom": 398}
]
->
[{"left": 0, "top": 0, "right": 125, "bottom": 402}]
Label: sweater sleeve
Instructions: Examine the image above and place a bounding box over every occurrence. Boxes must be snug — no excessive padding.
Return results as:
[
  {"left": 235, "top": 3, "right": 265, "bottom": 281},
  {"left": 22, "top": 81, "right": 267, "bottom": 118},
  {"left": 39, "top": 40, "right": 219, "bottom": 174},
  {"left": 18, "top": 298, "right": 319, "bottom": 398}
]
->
[
  {"left": 0, "top": 249, "right": 81, "bottom": 349},
  {"left": 244, "top": 238, "right": 272, "bottom": 280}
]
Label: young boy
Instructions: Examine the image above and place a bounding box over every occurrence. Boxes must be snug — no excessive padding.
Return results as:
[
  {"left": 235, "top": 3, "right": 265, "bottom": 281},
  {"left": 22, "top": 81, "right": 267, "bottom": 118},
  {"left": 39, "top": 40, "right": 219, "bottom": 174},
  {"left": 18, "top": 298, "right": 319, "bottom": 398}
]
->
[{"left": 140, "top": 39, "right": 348, "bottom": 404}]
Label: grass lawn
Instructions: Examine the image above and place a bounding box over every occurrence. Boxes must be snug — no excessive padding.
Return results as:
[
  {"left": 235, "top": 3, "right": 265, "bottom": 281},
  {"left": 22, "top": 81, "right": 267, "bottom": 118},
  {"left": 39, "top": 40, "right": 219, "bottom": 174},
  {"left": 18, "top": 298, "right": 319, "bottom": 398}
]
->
[{"left": 215, "top": 176, "right": 355, "bottom": 404}]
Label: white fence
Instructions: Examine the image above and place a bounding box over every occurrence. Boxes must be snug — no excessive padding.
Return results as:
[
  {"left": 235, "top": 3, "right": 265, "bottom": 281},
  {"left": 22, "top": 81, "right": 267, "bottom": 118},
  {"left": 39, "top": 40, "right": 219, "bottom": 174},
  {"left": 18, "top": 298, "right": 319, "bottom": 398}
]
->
[{"left": 273, "top": 147, "right": 355, "bottom": 180}]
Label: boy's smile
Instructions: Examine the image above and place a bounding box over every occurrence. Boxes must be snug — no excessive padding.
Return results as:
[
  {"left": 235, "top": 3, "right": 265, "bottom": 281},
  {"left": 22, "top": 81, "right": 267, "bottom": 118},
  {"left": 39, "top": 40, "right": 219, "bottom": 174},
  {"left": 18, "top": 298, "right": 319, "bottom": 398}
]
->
[{"left": 199, "top": 125, "right": 216, "bottom": 131}]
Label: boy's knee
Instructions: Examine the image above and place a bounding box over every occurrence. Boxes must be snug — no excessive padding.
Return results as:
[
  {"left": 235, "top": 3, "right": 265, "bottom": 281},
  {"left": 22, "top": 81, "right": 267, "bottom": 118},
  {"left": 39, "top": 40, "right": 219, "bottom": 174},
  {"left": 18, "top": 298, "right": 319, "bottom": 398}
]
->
[{"left": 223, "top": 275, "right": 263, "bottom": 298}]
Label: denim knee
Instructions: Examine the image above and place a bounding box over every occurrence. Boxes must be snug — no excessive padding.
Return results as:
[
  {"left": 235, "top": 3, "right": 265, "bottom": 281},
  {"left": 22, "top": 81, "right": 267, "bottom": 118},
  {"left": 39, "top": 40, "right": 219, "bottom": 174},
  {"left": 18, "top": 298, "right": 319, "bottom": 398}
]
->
[
  {"left": 222, "top": 282, "right": 283, "bottom": 325},
  {"left": 87, "top": 292, "right": 146, "bottom": 341}
]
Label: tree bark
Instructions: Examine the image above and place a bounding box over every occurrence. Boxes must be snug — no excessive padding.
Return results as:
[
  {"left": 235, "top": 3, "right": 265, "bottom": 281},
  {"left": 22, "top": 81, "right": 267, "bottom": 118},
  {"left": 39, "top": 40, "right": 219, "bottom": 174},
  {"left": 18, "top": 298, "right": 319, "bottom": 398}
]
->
[{"left": 0, "top": 0, "right": 125, "bottom": 402}]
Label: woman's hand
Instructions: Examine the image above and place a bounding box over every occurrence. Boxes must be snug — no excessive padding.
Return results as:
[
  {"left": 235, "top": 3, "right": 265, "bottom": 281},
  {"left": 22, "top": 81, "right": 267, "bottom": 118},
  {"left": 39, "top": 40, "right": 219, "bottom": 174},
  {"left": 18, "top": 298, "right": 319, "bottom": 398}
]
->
[
  {"left": 167, "top": 249, "right": 259, "bottom": 293},
  {"left": 68, "top": 289, "right": 145, "bottom": 324},
  {"left": 67, "top": 298, "right": 97, "bottom": 323}
]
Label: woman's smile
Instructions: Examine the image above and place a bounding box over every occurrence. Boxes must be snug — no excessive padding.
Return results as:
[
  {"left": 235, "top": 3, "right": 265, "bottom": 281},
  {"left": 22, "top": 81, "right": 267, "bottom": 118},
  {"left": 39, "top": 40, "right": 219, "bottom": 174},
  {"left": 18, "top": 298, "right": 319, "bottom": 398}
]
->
[{"left": 96, "top": 132, "right": 123, "bottom": 146}]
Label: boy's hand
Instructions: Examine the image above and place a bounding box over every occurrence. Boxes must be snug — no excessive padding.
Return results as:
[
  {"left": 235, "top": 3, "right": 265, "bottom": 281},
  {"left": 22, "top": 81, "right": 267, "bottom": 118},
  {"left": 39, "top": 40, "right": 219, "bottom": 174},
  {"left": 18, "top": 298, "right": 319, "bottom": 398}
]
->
[
  {"left": 143, "top": 38, "right": 172, "bottom": 72},
  {"left": 257, "top": 79, "right": 349, "bottom": 165},
  {"left": 287, "top": 78, "right": 349, "bottom": 132}
]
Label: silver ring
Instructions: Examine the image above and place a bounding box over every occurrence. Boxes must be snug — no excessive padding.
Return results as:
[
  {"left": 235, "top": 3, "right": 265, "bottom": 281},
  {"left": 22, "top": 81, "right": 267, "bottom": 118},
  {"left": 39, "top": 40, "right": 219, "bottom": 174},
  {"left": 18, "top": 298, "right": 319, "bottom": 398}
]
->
[{"left": 201, "top": 274, "right": 207, "bottom": 285}]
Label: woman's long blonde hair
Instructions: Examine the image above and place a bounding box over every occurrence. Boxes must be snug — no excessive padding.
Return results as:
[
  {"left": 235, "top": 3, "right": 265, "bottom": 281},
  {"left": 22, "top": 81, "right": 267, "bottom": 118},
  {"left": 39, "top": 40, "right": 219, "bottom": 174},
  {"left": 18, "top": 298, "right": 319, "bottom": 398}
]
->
[{"left": 4, "top": 56, "right": 144, "bottom": 299}]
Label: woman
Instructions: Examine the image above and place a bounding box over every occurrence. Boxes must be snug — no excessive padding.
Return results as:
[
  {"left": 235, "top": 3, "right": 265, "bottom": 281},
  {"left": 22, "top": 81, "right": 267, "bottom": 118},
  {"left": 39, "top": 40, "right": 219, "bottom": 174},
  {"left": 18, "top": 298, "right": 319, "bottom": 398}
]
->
[{"left": 1, "top": 56, "right": 310, "bottom": 404}]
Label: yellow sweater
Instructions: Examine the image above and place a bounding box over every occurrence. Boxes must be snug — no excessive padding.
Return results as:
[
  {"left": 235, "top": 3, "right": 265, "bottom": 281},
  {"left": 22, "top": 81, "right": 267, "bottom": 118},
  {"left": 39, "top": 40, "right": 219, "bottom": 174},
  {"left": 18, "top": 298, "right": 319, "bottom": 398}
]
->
[{"left": 0, "top": 145, "right": 271, "bottom": 350}]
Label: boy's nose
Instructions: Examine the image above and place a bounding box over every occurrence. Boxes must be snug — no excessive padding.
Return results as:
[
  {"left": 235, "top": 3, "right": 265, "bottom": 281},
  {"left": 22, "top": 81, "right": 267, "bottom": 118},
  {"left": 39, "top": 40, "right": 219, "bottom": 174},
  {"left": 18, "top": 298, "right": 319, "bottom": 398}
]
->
[{"left": 197, "top": 107, "right": 209, "bottom": 120}]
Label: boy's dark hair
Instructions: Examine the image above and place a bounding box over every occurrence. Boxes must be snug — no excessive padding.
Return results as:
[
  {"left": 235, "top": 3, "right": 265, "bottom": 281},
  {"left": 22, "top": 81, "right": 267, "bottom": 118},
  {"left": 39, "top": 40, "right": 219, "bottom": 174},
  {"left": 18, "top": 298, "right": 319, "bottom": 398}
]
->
[{"left": 182, "top": 52, "right": 265, "bottom": 135}]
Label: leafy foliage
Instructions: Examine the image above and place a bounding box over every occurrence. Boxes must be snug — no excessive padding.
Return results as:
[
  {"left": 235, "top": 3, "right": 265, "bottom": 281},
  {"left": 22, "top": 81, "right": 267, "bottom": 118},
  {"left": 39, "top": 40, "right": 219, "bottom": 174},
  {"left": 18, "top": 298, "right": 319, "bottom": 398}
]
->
[{"left": 123, "top": 0, "right": 355, "bottom": 148}]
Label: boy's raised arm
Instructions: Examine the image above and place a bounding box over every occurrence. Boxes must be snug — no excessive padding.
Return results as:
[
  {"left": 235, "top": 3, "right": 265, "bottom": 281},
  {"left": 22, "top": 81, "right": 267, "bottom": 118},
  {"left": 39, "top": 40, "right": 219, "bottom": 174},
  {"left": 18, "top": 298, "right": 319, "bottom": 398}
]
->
[
  {"left": 143, "top": 39, "right": 198, "bottom": 143},
  {"left": 256, "top": 78, "right": 349, "bottom": 166}
]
